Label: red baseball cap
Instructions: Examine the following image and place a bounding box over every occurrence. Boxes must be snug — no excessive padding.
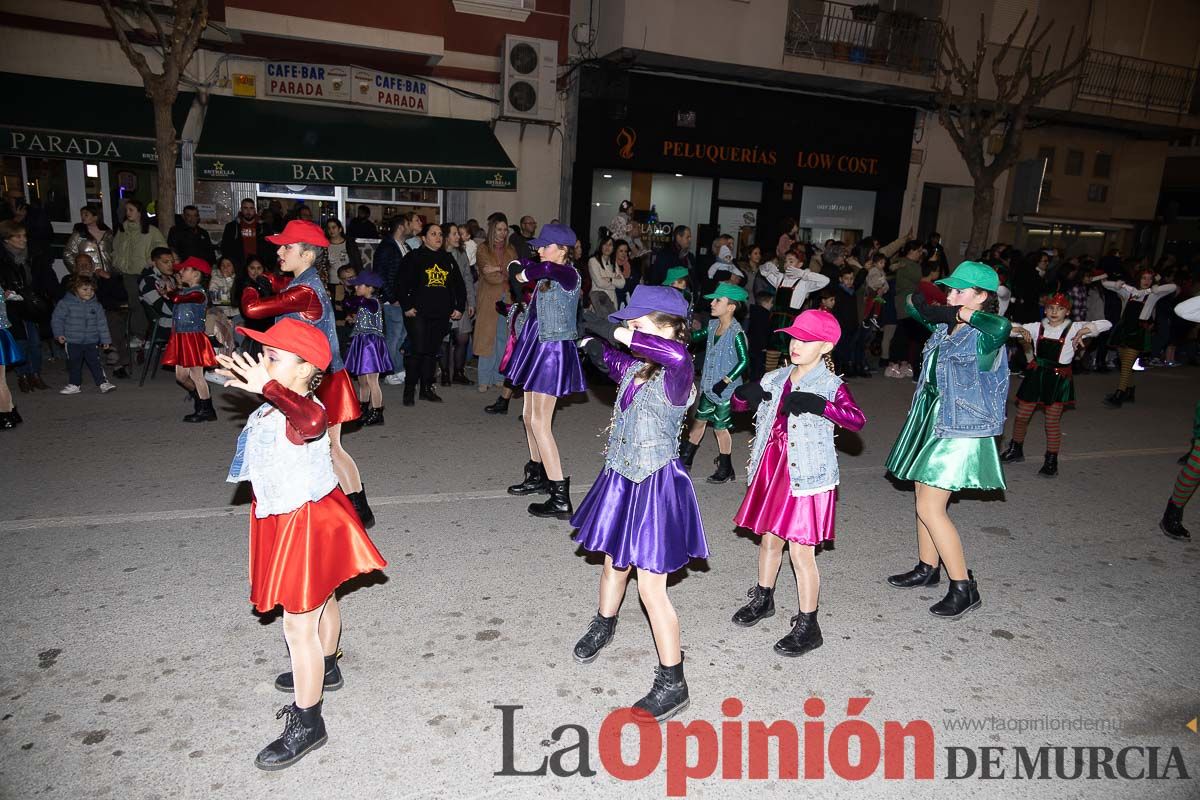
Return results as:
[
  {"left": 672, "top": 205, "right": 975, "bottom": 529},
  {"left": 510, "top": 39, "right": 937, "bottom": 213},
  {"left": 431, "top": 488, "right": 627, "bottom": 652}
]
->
[
  {"left": 176, "top": 256, "right": 211, "bottom": 275},
  {"left": 1045, "top": 292, "right": 1071, "bottom": 309},
  {"left": 267, "top": 219, "right": 330, "bottom": 248},
  {"left": 235, "top": 318, "right": 331, "bottom": 370},
  {"left": 775, "top": 308, "right": 841, "bottom": 346}
]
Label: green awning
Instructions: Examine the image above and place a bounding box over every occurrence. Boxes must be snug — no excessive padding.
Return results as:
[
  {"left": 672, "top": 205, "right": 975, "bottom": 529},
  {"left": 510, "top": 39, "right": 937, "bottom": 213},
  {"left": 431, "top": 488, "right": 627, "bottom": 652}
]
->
[
  {"left": 194, "top": 96, "right": 516, "bottom": 191},
  {"left": 0, "top": 72, "right": 192, "bottom": 164}
]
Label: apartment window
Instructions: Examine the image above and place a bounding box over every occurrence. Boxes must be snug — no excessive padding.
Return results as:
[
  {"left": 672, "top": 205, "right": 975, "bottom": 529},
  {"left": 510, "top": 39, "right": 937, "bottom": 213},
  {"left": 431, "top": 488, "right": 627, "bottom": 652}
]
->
[
  {"left": 1041, "top": 178, "right": 1053, "bottom": 200},
  {"left": 1094, "top": 153, "right": 1112, "bottom": 178},
  {"left": 1065, "top": 149, "right": 1084, "bottom": 176},
  {"left": 1087, "top": 183, "right": 1108, "bottom": 203},
  {"left": 1037, "top": 146, "right": 1055, "bottom": 173}
]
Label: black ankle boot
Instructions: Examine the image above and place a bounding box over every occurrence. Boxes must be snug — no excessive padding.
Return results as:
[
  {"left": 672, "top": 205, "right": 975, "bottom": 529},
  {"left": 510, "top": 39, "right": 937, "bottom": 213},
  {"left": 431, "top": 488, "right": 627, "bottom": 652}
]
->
[
  {"left": 484, "top": 395, "right": 510, "bottom": 415},
  {"left": 254, "top": 701, "right": 328, "bottom": 771},
  {"left": 402, "top": 388, "right": 415, "bottom": 407},
  {"left": 774, "top": 610, "right": 823, "bottom": 657},
  {"left": 529, "top": 478, "right": 573, "bottom": 519},
  {"left": 929, "top": 571, "right": 981, "bottom": 619},
  {"left": 420, "top": 386, "right": 443, "bottom": 402},
  {"left": 359, "top": 400, "right": 370, "bottom": 416},
  {"left": 183, "top": 397, "right": 217, "bottom": 422},
  {"left": 1102, "top": 389, "right": 1126, "bottom": 408},
  {"left": 1125, "top": 386, "right": 1136, "bottom": 403},
  {"left": 275, "top": 650, "right": 344, "bottom": 692},
  {"left": 707, "top": 453, "right": 736, "bottom": 484},
  {"left": 679, "top": 440, "right": 698, "bottom": 470},
  {"left": 732, "top": 584, "right": 775, "bottom": 627},
  {"left": 1161, "top": 501, "right": 1191, "bottom": 541},
  {"left": 1037, "top": 452, "right": 1058, "bottom": 477},
  {"left": 886, "top": 560, "right": 941, "bottom": 588},
  {"left": 453, "top": 370, "right": 473, "bottom": 385},
  {"left": 633, "top": 661, "right": 689, "bottom": 722},
  {"left": 9, "top": 406, "right": 20, "bottom": 424},
  {"left": 507, "top": 460, "right": 548, "bottom": 495},
  {"left": 573, "top": 612, "right": 617, "bottom": 663},
  {"left": 0, "top": 411, "right": 16, "bottom": 430},
  {"left": 998, "top": 440, "right": 1025, "bottom": 463},
  {"left": 347, "top": 486, "right": 375, "bottom": 529}
]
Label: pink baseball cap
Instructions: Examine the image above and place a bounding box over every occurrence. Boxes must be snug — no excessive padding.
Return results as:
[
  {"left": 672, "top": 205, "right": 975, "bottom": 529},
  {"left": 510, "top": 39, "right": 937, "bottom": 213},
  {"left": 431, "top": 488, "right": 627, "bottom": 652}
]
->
[{"left": 775, "top": 309, "right": 841, "bottom": 346}]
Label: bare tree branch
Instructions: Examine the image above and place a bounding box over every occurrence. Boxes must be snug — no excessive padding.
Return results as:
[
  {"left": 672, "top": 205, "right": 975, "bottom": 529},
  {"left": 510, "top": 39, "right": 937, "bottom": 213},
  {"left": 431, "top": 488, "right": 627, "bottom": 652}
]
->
[{"left": 97, "top": 0, "right": 153, "bottom": 82}]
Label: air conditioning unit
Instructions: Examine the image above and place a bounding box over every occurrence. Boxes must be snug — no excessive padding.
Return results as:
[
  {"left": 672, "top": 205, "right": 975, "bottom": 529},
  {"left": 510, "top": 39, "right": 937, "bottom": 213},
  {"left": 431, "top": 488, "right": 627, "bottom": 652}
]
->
[{"left": 501, "top": 34, "right": 558, "bottom": 121}]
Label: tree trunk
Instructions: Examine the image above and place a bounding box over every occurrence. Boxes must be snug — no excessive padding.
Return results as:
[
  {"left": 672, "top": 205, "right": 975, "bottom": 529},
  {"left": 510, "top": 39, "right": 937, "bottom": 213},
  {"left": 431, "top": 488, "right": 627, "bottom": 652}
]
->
[
  {"left": 967, "top": 180, "right": 995, "bottom": 260},
  {"left": 152, "top": 92, "right": 178, "bottom": 237}
]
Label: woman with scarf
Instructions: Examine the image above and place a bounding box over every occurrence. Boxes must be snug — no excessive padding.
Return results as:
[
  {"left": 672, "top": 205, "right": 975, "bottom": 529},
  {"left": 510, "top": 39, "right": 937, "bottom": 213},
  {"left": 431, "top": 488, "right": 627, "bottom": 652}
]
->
[{"left": 475, "top": 217, "right": 517, "bottom": 395}]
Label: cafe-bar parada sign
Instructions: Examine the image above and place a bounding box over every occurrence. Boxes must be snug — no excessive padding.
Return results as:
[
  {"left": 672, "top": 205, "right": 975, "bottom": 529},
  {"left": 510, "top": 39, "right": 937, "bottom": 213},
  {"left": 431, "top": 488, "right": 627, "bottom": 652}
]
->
[
  {"left": 265, "top": 62, "right": 350, "bottom": 101},
  {"left": 351, "top": 69, "right": 429, "bottom": 114}
]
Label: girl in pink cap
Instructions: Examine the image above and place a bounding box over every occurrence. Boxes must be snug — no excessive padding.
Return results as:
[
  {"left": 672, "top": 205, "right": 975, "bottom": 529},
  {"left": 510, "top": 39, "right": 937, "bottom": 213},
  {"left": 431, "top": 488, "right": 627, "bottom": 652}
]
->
[{"left": 728, "top": 309, "right": 866, "bottom": 657}]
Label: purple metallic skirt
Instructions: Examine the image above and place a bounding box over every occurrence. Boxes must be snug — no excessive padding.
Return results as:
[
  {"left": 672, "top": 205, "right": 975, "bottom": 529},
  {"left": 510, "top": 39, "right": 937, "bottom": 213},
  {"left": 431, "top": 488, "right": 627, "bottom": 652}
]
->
[
  {"left": 345, "top": 333, "right": 393, "bottom": 376},
  {"left": 572, "top": 460, "right": 709, "bottom": 574},
  {"left": 502, "top": 302, "right": 585, "bottom": 397}
]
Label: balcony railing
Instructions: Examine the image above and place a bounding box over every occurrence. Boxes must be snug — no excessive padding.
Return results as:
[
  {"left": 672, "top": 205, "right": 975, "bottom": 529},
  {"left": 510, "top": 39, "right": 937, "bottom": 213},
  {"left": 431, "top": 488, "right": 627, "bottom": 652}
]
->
[
  {"left": 1076, "top": 50, "right": 1199, "bottom": 116},
  {"left": 784, "top": 1, "right": 942, "bottom": 76}
]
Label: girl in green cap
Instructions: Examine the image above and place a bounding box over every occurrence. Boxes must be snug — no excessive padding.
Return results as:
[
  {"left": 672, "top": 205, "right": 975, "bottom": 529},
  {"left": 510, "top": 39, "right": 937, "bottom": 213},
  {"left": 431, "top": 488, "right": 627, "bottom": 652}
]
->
[{"left": 884, "top": 261, "right": 1011, "bottom": 620}]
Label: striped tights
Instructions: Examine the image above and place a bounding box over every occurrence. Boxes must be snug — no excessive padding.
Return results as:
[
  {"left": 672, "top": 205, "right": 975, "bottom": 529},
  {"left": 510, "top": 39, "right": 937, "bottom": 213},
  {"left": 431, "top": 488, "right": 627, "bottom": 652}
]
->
[
  {"left": 1170, "top": 439, "right": 1200, "bottom": 509},
  {"left": 1117, "top": 347, "right": 1138, "bottom": 391},
  {"left": 1011, "top": 400, "right": 1065, "bottom": 453}
]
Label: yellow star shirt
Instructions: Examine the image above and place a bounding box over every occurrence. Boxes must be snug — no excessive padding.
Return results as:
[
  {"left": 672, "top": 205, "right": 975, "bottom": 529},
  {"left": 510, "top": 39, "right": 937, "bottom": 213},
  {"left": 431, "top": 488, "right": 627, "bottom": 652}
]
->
[{"left": 425, "top": 263, "right": 449, "bottom": 288}]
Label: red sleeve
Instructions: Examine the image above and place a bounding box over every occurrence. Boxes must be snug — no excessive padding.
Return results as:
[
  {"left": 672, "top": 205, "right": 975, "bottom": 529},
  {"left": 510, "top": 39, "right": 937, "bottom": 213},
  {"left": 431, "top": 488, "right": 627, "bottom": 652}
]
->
[
  {"left": 242, "top": 284, "right": 323, "bottom": 321},
  {"left": 172, "top": 288, "right": 207, "bottom": 305},
  {"left": 264, "top": 273, "right": 292, "bottom": 292},
  {"left": 263, "top": 380, "right": 328, "bottom": 444}
]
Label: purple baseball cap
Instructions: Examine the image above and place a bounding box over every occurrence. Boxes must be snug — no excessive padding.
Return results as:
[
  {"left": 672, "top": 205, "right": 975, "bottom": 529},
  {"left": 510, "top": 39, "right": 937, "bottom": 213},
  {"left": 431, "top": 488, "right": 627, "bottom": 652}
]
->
[
  {"left": 345, "top": 270, "right": 384, "bottom": 288},
  {"left": 527, "top": 223, "right": 578, "bottom": 249},
  {"left": 608, "top": 285, "right": 689, "bottom": 322}
]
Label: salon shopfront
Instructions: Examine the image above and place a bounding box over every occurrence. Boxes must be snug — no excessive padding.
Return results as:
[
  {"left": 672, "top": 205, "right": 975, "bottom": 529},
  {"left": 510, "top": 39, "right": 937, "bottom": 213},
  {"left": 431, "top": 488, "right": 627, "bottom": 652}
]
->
[{"left": 571, "top": 72, "right": 915, "bottom": 257}]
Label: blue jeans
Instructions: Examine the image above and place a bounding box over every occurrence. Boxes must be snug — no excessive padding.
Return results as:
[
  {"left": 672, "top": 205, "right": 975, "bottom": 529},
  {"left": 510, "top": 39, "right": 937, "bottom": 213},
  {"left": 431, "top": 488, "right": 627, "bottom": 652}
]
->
[
  {"left": 383, "top": 304, "right": 408, "bottom": 376},
  {"left": 17, "top": 320, "right": 42, "bottom": 375},
  {"left": 476, "top": 313, "right": 508, "bottom": 386}
]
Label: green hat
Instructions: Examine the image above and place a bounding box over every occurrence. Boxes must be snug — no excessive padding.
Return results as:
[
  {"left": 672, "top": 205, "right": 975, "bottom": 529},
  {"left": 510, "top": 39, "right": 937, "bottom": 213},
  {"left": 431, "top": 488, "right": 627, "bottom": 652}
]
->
[
  {"left": 704, "top": 283, "right": 749, "bottom": 303},
  {"left": 661, "top": 267, "right": 689, "bottom": 286},
  {"left": 936, "top": 261, "right": 1000, "bottom": 293}
]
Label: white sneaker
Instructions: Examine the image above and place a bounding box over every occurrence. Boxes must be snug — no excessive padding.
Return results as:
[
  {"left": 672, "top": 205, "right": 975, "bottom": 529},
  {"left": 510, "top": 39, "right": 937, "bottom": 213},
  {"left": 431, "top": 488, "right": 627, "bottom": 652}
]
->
[
  {"left": 59, "top": 384, "right": 81, "bottom": 395},
  {"left": 384, "top": 372, "right": 406, "bottom": 385},
  {"left": 900, "top": 364, "right": 914, "bottom": 378},
  {"left": 99, "top": 381, "right": 117, "bottom": 393}
]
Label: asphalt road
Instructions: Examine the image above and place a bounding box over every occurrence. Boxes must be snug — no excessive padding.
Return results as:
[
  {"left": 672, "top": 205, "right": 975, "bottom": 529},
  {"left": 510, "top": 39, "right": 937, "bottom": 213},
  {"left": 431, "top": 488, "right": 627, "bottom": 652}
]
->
[{"left": 1, "top": 364, "right": 1197, "bottom": 799}]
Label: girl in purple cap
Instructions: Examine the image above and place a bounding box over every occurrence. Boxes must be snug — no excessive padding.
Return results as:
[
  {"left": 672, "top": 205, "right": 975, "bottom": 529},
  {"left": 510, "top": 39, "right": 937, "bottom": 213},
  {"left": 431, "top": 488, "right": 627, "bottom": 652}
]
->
[
  {"left": 503, "top": 223, "right": 587, "bottom": 519},
  {"left": 343, "top": 271, "right": 391, "bottom": 426},
  {"left": 728, "top": 309, "right": 866, "bottom": 657},
  {"left": 570, "top": 284, "right": 708, "bottom": 722}
]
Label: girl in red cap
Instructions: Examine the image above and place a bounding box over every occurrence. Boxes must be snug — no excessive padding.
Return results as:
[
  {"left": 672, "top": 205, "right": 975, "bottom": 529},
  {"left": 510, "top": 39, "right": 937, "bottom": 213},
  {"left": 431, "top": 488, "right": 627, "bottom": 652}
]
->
[
  {"left": 727, "top": 309, "right": 866, "bottom": 657},
  {"left": 218, "top": 318, "right": 387, "bottom": 771},
  {"left": 241, "top": 220, "right": 376, "bottom": 528},
  {"left": 161, "top": 256, "right": 219, "bottom": 422},
  {"left": 998, "top": 292, "right": 1110, "bottom": 476}
]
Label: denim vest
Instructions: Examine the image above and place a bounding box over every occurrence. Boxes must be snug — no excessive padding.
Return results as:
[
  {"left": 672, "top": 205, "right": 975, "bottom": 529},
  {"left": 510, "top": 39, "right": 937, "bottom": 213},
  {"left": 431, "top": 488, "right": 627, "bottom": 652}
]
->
[
  {"left": 699, "top": 319, "right": 744, "bottom": 403},
  {"left": 172, "top": 291, "right": 207, "bottom": 334},
  {"left": 919, "top": 323, "right": 1008, "bottom": 438},
  {"left": 604, "top": 364, "right": 692, "bottom": 483},
  {"left": 747, "top": 365, "right": 843, "bottom": 495},
  {"left": 535, "top": 268, "right": 581, "bottom": 342},
  {"left": 227, "top": 398, "right": 338, "bottom": 518},
  {"left": 351, "top": 301, "right": 384, "bottom": 338},
  {"left": 282, "top": 268, "right": 343, "bottom": 372}
]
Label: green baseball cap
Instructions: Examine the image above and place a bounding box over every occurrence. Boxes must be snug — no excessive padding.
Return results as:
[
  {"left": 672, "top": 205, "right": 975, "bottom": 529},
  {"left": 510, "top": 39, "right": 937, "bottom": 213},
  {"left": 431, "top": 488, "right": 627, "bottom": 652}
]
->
[
  {"left": 704, "top": 283, "right": 749, "bottom": 303},
  {"left": 661, "top": 267, "right": 689, "bottom": 286},
  {"left": 936, "top": 261, "right": 1000, "bottom": 293}
]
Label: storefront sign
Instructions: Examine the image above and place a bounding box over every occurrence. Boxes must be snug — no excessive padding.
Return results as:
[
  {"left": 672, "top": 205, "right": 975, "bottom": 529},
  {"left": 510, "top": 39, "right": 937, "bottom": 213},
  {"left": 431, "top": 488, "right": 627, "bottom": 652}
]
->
[
  {"left": 0, "top": 126, "right": 167, "bottom": 164},
  {"left": 194, "top": 155, "right": 515, "bottom": 191},
  {"left": 232, "top": 73, "right": 257, "bottom": 97},
  {"left": 352, "top": 69, "right": 430, "bottom": 114},
  {"left": 264, "top": 62, "right": 349, "bottom": 101}
]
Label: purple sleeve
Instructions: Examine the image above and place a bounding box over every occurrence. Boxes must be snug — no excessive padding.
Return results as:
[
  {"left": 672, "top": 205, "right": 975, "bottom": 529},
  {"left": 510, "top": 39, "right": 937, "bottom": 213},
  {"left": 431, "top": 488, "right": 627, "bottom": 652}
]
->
[
  {"left": 601, "top": 340, "right": 639, "bottom": 384},
  {"left": 522, "top": 261, "right": 579, "bottom": 292},
  {"left": 823, "top": 384, "right": 866, "bottom": 431},
  {"left": 344, "top": 296, "right": 364, "bottom": 313},
  {"left": 629, "top": 331, "right": 693, "bottom": 406},
  {"left": 730, "top": 392, "right": 750, "bottom": 413}
]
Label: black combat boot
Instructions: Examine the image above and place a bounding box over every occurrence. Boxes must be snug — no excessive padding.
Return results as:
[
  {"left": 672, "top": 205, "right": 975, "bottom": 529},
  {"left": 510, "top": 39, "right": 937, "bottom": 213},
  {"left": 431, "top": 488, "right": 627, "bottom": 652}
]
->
[
  {"left": 774, "top": 610, "right": 823, "bottom": 657},
  {"left": 998, "top": 440, "right": 1025, "bottom": 463},
  {"left": 929, "top": 571, "right": 982, "bottom": 619},
  {"left": 484, "top": 395, "right": 510, "bottom": 415},
  {"left": 1037, "top": 452, "right": 1058, "bottom": 477},
  {"left": 183, "top": 397, "right": 217, "bottom": 422},
  {"left": 731, "top": 585, "right": 775, "bottom": 627},
  {"left": 632, "top": 661, "right": 689, "bottom": 722},
  {"left": 347, "top": 486, "right": 375, "bottom": 529},
  {"left": 1160, "top": 501, "right": 1191, "bottom": 541},
  {"left": 1102, "top": 389, "right": 1126, "bottom": 408},
  {"left": 679, "top": 440, "right": 699, "bottom": 470},
  {"left": 507, "top": 460, "right": 548, "bottom": 495},
  {"left": 275, "top": 650, "right": 344, "bottom": 692},
  {"left": 254, "top": 701, "right": 328, "bottom": 771},
  {"left": 529, "top": 478, "right": 573, "bottom": 519},
  {"left": 573, "top": 613, "right": 617, "bottom": 664},
  {"left": 707, "top": 453, "right": 736, "bottom": 484},
  {"left": 886, "top": 560, "right": 941, "bottom": 588},
  {"left": 1125, "top": 386, "right": 1136, "bottom": 403}
]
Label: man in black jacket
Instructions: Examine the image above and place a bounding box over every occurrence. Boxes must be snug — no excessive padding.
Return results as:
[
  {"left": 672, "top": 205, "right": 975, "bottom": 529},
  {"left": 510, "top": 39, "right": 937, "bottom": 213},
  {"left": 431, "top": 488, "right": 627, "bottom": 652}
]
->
[
  {"left": 649, "top": 225, "right": 694, "bottom": 288},
  {"left": 397, "top": 223, "right": 465, "bottom": 405},
  {"left": 376, "top": 213, "right": 419, "bottom": 385},
  {"left": 168, "top": 205, "right": 216, "bottom": 265},
  {"left": 219, "top": 199, "right": 270, "bottom": 268}
]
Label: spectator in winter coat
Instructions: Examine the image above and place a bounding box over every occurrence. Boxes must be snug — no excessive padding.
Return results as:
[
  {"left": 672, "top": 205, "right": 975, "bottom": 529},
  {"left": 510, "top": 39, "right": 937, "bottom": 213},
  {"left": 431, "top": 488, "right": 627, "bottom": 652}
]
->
[
  {"left": 219, "top": 199, "right": 270, "bottom": 269},
  {"left": 112, "top": 199, "right": 166, "bottom": 339},
  {"left": 51, "top": 275, "right": 114, "bottom": 393},
  {"left": 168, "top": 205, "right": 217, "bottom": 265}
]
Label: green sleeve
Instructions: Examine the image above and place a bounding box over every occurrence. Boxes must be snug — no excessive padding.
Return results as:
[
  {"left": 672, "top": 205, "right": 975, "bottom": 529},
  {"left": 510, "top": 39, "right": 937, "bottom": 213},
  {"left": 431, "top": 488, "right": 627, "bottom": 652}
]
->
[
  {"left": 689, "top": 327, "right": 708, "bottom": 345},
  {"left": 904, "top": 294, "right": 938, "bottom": 333},
  {"left": 727, "top": 330, "right": 750, "bottom": 382},
  {"left": 971, "top": 311, "right": 1012, "bottom": 368}
]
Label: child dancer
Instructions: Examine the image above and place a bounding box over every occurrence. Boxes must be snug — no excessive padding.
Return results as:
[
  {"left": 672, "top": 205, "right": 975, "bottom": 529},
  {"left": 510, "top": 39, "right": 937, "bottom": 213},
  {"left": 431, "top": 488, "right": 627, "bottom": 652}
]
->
[
  {"left": 759, "top": 249, "right": 830, "bottom": 371},
  {"left": 242, "top": 220, "right": 375, "bottom": 529},
  {"left": 571, "top": 284, "right": 707, "bottom": 721},
  {"left": 998, "top": 292, "right": 1111, "bottom": 476},
  {"left": 343, "top": 271, "right": 391, "bottom": 426},
  {"left": 1101, "top": 269, "right": 1176, "bottom": 408},
  {"left": 503, "top": 224, "right": 586, "bottom": 519},
  {"left": 218, "top": 319, "right": 386, "bottom": 770},
  {"left": 679, "top": 283, "right": 749, "bottom": 483},
  {"left": 161, "top": 256, "right": 218, "bottom": 422},
  {"left": 1160, "top": 294, "right": 1200, "bottom": 541},
  {"left": 884, "top": 262, "right": 1010, "bottom": 619},
  {"left": 0, "top": 285, "right": 23, "bottom": 429},
  {"left": 729, "top": 309, "right": 866, "bottom": 656},
  {"left": 51, "top": 275, "right": 116, "bottom": 395}
]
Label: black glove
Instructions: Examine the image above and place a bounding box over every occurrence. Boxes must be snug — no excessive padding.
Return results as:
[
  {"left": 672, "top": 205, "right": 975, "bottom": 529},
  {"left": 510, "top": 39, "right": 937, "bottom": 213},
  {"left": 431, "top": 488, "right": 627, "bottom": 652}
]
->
[
  {"left": 784, "top": 391, "right": 827, "bottom": 417},
  {"left": 733, "top": 382, "right": 772, "bottom": 410},
  {"left": 711, "top": 378, "right": 730, "bottom": 396},
  {"left": 580, "top": 337, "right": 608, "bottom": 374},
  {"left": 507, "top": 260, "right": 525, "bottom": 283},
  {"left": 253, "top": 276, "right": 273, "bottom": 295},
  {"left": 911, "top": 292, "right": 960, "bottom": 326},
  {"left": 583, "top": 318, "right": 620, "bottom": 344}
]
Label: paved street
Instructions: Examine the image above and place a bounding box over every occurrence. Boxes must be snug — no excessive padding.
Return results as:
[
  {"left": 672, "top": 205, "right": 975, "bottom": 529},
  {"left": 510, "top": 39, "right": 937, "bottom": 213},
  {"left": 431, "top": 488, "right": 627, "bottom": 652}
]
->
[{"left": 1, "top": 366, "right": 1198, "bottom": 799}]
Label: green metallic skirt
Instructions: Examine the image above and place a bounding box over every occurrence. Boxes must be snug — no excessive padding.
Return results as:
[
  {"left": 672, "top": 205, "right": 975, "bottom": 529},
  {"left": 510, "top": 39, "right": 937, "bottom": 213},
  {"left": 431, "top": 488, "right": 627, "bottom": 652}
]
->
[
  {"left": 885, "top": 383, "right": 1006, "bottom": 492},
  {"left": 694, "top": 393, "right": 734, "bottom": 429}
]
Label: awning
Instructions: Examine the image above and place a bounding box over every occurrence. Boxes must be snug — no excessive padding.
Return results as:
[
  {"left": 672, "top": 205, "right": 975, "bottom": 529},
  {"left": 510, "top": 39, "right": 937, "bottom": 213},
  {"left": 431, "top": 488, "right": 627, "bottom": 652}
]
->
[
  {"left": 0, "top": 73, "right": 192, "bottom": 165},
  {"left": 1013, "top": 215, "right": 1135, "bottom": 231},
  {"left": 194, "top": 96, "right": 516, "bottom": 191}
]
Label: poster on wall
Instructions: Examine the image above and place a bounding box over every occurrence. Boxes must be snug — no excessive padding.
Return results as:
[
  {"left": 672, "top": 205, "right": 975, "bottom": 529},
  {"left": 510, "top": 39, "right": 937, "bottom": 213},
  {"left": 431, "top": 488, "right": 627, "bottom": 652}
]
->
[
  {"left": 352, "top": 69, "right": 430, "bottom": 114},
  {"left": 264, "top": 62, "right": 350, "bottom": 101}
]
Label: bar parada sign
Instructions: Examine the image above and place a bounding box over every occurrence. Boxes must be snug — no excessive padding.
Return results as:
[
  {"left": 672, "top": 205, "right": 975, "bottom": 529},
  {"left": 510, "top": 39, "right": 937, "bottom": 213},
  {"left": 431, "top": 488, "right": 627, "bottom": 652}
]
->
[
  {"left": 194, "top": 156, "right": 516, "bottom": 190},
  {"left": 1, "top": 127, "right": 165, "bottom": 164}
]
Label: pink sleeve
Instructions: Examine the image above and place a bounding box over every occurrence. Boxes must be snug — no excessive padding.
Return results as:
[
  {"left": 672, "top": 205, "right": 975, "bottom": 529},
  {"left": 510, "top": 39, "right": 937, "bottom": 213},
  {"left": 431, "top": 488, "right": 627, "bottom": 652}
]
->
[
  {"left": 731, "top": 393, "right": 750, "bottom": 413},
  {"left": 823, "top": 384, "right": 866, "bottom": 431}
]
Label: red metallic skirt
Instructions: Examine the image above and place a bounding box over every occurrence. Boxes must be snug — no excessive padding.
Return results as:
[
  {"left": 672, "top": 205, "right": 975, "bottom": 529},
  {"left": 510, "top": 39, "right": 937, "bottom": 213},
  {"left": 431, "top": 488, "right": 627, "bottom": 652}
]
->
[
  {"left": 161, "top": 331, "right": 217, "bottom": 368},
  {"left": 317, "top": 368, "right": 360, "bottom": 426},
  {"left": 249, "top": 488, "right": 387, "bottom": 614}
]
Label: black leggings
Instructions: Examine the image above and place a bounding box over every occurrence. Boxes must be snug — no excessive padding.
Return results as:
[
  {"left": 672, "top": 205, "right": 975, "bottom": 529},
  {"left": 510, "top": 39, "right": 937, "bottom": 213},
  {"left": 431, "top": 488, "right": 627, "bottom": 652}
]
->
[{"left": 404, "top": 315, "right": 451, "bottom": 391}]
